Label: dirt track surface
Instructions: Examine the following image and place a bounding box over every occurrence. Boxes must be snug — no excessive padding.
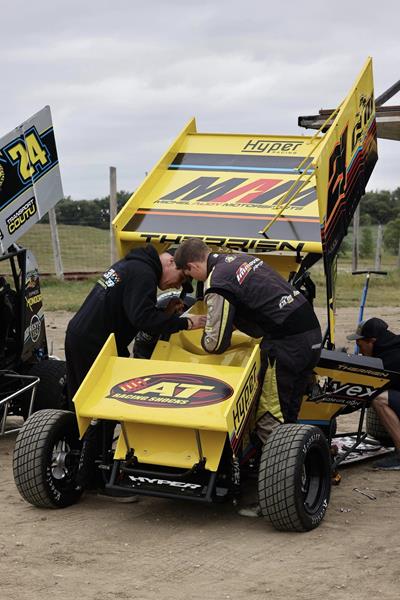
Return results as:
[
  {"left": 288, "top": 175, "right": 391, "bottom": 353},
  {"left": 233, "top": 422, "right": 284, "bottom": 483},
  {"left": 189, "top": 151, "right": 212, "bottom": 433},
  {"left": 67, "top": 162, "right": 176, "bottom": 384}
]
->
[{"left": 1, "top": 308, "right": 400, "bottom": 600}]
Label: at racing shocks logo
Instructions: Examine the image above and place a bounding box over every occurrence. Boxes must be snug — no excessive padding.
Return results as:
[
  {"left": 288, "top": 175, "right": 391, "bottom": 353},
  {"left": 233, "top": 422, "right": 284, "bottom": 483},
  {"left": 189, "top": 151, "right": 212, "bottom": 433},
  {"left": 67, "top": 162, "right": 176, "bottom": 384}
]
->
[{"left": 108, "top": 373, "right": 233, "bottom": 408}]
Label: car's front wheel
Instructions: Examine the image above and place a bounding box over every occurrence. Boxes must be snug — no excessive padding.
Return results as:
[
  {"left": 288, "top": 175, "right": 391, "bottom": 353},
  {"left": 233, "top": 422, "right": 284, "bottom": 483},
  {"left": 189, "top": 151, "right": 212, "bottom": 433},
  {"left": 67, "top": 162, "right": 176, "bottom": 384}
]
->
[{"left": 13, "top": 409, "right": 82, "bottom": 508}]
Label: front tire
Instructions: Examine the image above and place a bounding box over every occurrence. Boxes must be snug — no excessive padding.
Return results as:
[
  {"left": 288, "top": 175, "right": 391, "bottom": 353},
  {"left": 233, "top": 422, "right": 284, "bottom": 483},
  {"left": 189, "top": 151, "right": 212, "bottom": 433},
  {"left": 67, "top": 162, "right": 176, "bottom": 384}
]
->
[
  {"left": 258, "top": 424, "right": 331, "bottom": 531},
  {"left": 13, "top": 409, "right": 82, "bottom": 508}
]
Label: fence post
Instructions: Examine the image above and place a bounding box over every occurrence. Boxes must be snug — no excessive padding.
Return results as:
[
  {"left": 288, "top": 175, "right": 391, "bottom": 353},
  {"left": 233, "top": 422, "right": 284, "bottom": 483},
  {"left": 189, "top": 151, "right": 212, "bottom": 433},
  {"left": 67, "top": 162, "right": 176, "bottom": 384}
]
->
[
  {"left": 110, "top": 166, "right": 118, "bottom": 264},
  {"left": 397, "top": 239, "right": 400, "bottom": 270},
  {"left": 374, "top": 223, "right": 383, "bottom": 270},
  {"left": 352, "top": 206, "right": 360, "bottom": 272},
  {"left": 49, "top": 207, "right": 64, "bottom": 280}
]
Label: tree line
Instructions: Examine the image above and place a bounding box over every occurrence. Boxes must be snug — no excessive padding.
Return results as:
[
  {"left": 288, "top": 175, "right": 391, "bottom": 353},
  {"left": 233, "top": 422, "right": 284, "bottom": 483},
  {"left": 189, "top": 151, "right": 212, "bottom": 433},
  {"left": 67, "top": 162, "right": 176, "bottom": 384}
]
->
[{"left": 42, "top": 188, "right": 400, "bottom": 254}]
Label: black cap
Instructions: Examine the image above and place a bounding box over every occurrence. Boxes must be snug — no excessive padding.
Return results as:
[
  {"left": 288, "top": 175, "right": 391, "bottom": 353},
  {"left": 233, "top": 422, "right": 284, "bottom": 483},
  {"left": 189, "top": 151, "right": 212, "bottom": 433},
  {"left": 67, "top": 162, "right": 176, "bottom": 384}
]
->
[{"left": 347, "top": 317, "right": 389, "bottom": 341}]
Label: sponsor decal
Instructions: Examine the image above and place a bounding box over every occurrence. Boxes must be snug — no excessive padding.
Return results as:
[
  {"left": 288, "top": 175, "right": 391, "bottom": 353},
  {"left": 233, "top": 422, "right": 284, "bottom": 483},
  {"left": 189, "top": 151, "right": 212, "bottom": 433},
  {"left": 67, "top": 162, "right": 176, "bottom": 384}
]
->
[
  {"left": 108, "top": 373, "right": 233, "bottom": 408},
  {"left": 327, "top": 381, "right": 377, "bottom": 399},
  {"left": 26, "top": 292, "right": 42, "bottom": 311},
  {"left": 278, "top": 290, "right": 299, "bottom": 309},
  {"left": 98, "top": 267, "right": 121, "bottom": 289},
  {"left": 158, "top": 176, "right": 315, "bottom": 210},
  {"left": 241, "top": 139, "right": 305, "bottom": 154},
  {"left": 138, "top": 233, "right": 306, "bottom": 254},
  {"left": 232, "top": 363, "right": 258, "bottom": 433},
  {"left": 129, "top": 476, "right": 202, "bottom": 490},
  {"left": 351, "top": 93, "right": 374, "bottom": 152},
  {"left": 236, "top": 262, "right": 252, "bottom": 285},
  {"left": 6, "top": 196, "right": 37, "bottom": 234},
  {"left": 0, "top": 163, "right": 4, "bottom": 190},
  {"left": 29, "top": 313, "right": 41, "bottom": 342},
  {"left": 224, "top": 255, "right": 236, "bottom": 263}
]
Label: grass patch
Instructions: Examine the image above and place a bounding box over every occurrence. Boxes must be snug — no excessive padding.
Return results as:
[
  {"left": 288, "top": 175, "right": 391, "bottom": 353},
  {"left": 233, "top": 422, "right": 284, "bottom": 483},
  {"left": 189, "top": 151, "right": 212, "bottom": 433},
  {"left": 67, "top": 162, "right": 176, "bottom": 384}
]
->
[
  {"left": 40, "top": 269, "right": 400, "bottom": 312},
  {"left": 19, "top": 224, "right": 110, "bottom": 273},
  {"left": 41, "top": 277, "right": 98, "bottom": 312}
]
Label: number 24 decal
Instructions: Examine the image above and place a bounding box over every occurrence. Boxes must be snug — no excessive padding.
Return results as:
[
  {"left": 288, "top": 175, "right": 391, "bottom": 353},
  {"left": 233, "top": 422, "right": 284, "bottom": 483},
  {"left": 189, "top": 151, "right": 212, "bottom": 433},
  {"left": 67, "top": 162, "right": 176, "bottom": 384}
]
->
[{"left": 4, "top": 128, "right": 49, "bottom": 183}]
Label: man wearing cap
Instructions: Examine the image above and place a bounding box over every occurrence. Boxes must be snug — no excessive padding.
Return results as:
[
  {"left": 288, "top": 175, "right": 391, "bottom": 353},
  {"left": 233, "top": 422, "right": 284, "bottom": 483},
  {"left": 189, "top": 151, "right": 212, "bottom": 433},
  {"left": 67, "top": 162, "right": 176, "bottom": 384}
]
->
[
  {"left": 347, "top": 317, "right": 400, "bottom": 470},
  {"left": 65, "top": 244, "right": 206, "bottom": 403}
]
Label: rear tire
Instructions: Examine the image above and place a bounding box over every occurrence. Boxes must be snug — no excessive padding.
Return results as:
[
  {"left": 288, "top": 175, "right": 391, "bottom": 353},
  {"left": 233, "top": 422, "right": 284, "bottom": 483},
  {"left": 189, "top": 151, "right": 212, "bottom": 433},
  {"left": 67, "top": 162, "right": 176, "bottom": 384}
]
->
[
  {"left": 258, "top": 424, "right": 331, "bottom": 531},
  {"left": 366, "top": 406, "right": 394, "bottom": 447},
  {"left": 22, "top": 359, "right": 68, "bottom": 418},
  {"left": 13, "top": 409, "right": 82, "bottom": 508}
]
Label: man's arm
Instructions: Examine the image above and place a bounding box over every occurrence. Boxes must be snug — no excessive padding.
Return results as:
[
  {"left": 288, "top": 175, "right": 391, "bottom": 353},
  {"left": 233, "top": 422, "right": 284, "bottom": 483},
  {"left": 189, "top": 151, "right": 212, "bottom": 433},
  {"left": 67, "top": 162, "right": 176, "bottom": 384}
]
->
[
  {"left": 123, "top": 272, "right": 189, "bottom": 336},
  {"left": 202, "top": 292, "right": 235, "bottom": 354}
]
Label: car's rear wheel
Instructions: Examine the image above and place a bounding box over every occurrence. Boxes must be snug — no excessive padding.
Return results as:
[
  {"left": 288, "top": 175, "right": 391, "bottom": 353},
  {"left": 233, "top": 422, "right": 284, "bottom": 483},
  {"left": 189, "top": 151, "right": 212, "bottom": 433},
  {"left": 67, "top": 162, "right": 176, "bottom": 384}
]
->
[
  {"left": 13, "top": 409, "right": 82, "bottom": 508},
  {"left": 366, "top": 405, "right": 394, "bottom": 447},
  {"left": 258, "top": 424, "right": 331, "bottom": 531},
  {"left": 21, "top": 359, "right": 68, "bottom": 418}
]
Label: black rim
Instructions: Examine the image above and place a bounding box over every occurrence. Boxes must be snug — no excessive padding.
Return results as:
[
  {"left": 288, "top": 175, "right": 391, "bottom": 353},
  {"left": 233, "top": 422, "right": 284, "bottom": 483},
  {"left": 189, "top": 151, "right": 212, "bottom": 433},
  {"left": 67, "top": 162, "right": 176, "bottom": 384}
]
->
[{"left": 301, "top": 446, "right": 327, "bottom": 515}]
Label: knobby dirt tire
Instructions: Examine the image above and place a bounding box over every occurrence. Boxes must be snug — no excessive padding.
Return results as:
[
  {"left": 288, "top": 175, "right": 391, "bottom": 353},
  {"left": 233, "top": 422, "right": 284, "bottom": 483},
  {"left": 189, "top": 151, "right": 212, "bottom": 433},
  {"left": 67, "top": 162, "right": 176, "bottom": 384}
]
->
[
  {"left": 13, "top": 409, "right": 82, "bottom": 508},
  {"left": 366, "top": 406, "right": 394, "bottom": 447},
  {"left": 258, "top": 424, "right": 331, "bottom": 532},
  {"left": 22, "top": 359, "right": 68, "bottom": 418}
]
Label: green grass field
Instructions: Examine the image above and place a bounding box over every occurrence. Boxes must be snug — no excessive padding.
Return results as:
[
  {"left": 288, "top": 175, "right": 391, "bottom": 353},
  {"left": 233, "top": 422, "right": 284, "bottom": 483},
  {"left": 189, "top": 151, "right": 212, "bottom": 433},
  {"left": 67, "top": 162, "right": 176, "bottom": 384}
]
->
[
  {"left": 39, "top": 268, "right": 400, "bottom": 312},
  {"left": 19, "top": 223, "right": 110, "bottom": 273},
  {"left": 9, "top": 223, "right": 399, "bottom": 311}
]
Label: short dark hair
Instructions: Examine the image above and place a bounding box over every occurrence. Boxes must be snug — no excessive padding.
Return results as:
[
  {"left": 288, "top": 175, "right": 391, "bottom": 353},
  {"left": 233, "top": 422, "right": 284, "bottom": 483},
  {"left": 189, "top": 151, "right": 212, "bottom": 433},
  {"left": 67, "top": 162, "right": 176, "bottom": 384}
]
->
[{"left": 174, "top": 239, "right": 210, "bottom": 269}]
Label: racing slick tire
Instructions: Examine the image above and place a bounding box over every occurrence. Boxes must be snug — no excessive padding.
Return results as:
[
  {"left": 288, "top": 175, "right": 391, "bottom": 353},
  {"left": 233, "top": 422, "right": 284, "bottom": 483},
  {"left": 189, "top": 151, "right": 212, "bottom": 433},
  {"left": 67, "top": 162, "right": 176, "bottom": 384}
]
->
[
  {"left": 366, "top": 406, "right": 394, "bottom": 447},
  {"left": 13, "top": 409, "right": 82, "bottom": 508},
  {"left": 258, "top": 424, "right": 331, "bottom": 532},
  {"left": 21, "top": 359, "right": 68, "bottom": 419}
]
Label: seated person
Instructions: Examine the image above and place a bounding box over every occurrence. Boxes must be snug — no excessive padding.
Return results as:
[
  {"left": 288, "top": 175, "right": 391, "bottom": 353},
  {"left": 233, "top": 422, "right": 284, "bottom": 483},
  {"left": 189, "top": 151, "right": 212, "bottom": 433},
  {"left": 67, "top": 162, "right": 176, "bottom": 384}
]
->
[{"left": 347, "top": 318, "right": 400, "bottom": 470}]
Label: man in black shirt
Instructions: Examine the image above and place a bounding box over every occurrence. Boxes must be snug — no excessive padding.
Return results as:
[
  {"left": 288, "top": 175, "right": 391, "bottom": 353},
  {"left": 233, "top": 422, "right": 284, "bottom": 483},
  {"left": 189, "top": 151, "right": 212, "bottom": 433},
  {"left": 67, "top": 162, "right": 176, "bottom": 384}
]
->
[
  {"left": 65, "top": 244, "right": 205, "bottom": 402},
  {"left": 347, "top": 317, "right": 400, "bottom": 470},
  {"left": 175, "top": 239, "right": 322, "bottom": 441}
]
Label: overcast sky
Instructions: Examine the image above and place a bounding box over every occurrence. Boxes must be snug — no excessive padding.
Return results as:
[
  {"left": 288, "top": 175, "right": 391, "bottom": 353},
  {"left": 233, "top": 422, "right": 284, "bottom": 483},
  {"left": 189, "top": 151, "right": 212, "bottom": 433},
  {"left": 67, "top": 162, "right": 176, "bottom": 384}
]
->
[{"left": 2, "top": 0, "right": 399, "bottom": 199}]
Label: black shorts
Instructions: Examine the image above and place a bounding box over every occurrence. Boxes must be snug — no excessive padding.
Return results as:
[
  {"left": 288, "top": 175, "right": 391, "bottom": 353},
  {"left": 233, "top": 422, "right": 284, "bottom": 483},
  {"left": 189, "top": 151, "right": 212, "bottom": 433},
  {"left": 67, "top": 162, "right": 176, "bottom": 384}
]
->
[{"left": 388, "top": 390, "right": 400, "bottom": 419}]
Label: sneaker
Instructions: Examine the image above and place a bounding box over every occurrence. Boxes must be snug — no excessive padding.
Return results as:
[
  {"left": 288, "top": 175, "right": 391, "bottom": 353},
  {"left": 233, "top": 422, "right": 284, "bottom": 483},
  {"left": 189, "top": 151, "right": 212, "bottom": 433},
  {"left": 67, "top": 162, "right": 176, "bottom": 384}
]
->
[
  {"left": 238, "top": 503, "right": 262, "bottom": 518},
  {"left": 373, "top": 451, "right": 400, "bottom": 471}
]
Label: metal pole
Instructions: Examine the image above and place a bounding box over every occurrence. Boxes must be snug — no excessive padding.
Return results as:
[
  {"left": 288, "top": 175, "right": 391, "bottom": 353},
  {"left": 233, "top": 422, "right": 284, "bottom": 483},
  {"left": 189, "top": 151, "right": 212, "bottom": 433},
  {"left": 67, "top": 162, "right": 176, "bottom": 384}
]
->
[
  {"left": 374, "top": 224, "right": 383, "bottom": 271},
  {"left": 397, "top": 239, "right": 400, "bottom": 270},
  {"left": 352, "top": 206, "right": 359, "bottom": 272},
  {"left": 109, "top": 167, "right": 118, "bottom": 264},
  {"left": 48, "top": 207, "right": 64, "bottom": 280}
]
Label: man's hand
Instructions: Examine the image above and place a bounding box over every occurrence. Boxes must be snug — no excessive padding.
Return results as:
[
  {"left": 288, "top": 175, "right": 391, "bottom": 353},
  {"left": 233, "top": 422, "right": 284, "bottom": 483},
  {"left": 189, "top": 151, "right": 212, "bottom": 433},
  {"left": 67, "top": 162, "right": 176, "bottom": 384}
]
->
[
  {"left": 165, "top": 297, "right": 185, "bottom": 316},
  {"left": 187, "top": 314, "right": 207, "bottom": 330}
]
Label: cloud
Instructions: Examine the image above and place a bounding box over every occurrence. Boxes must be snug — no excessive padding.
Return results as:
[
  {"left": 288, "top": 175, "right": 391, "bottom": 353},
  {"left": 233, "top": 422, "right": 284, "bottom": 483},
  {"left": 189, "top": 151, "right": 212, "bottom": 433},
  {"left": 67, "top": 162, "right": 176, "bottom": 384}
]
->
[{"left": 1, "top": 0, "right": 399, "bottom": 198}]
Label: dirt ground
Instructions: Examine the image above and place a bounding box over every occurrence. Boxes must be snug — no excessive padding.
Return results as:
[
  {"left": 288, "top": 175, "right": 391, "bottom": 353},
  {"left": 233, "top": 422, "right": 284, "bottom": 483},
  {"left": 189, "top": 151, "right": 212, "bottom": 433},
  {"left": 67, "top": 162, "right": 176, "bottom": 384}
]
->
[{"left": 1, "top": 307, "right": 400, "bottom": 600}]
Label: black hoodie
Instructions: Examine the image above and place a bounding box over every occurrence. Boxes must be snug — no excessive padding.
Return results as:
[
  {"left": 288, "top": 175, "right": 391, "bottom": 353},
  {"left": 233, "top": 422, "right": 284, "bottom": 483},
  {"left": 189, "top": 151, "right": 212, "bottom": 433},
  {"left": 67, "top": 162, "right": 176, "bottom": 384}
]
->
[
  {"left": 373, "top": 330, "right": 400, "bottom": 376},
  {"left": 67, "top": 245, "right": 188, "bottom": 356}
]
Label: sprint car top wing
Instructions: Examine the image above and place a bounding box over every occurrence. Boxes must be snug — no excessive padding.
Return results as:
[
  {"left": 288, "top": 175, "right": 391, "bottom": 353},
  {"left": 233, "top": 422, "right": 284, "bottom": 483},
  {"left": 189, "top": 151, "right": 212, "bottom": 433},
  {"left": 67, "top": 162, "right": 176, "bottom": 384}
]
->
[
  {"left": 114, "top": 59, "right": 377, "bottom": 262},
  {"left": 0, "top": 106, "right": 63, "bottom": 254}
]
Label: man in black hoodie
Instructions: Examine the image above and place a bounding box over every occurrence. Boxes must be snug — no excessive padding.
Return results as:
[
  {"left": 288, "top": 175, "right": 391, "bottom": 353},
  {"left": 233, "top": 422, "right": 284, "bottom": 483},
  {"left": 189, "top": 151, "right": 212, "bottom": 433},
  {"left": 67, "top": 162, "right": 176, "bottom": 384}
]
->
[
  {"left": 65, "top": 245, "right": 205, "bottom": 402},
  {"left": 347, "top": 317, "right": 400, "bottom": 470}
]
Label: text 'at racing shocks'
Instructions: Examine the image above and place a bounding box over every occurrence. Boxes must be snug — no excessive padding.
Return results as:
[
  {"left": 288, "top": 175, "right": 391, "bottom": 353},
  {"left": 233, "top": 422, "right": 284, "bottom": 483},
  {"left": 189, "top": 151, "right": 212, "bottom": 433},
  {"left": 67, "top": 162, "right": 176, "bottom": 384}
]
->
[{"left": 13, "top": 58, "right": 398, "bottom": 532}]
